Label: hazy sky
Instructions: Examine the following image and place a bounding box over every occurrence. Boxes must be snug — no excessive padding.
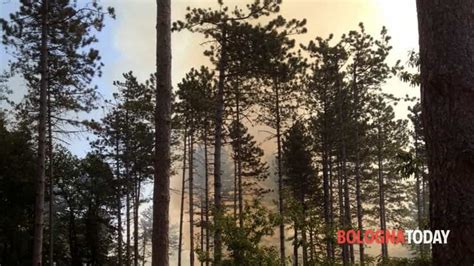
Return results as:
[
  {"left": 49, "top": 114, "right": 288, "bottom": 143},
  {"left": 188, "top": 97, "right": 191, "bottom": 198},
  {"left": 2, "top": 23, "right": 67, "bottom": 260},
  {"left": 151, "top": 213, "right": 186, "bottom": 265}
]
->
[{"left": 0, "top": 0, "right": 419, "bottom": 263}]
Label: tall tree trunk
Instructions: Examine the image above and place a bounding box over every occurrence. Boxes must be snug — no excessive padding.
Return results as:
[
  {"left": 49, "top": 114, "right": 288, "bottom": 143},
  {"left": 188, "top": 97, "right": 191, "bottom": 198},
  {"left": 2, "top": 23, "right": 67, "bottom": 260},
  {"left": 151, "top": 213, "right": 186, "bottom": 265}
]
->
[
  {"left": 117, "top": 193, "right": 123, "bottom": 265},
  {"left": 233, "top": 159, "right": 238, "bottom": 217},
  {"left": 309, "top": 226, "right": 314, "bottom": 263},
  {"left": 189, "top": 133, "right": 195, "bottom": 266},
  {"left": 235, "top": 86, "right": 243, "bottom": 229},
  {"left": 416, "top": 0, "right": 474, "bottom": 263},
  {"left": 274, "top": 78, "right": 286, "bottom": 265},
  {"left": 321, "top": 88, "right": 333, "bottom": 262},
  {"left": 300, "top": 183, "right": 308, "bottom": 265},
  {"left": 178, "top": 130, "right": 187, "bottom": 266},
  {"left": 322, "top": 148, "right": 332, "bottom": 260},
  {"left": 125, "top": 108, "right": 132, "bottom": 266},
  {"left": 328, "top": 152, "right": 335, "bottom": 259},
  {"left": 377, "top": 127, "right": 388, "bottom": 260},
  {"left": 213, "top": 24, "right": 227, "bottom": 265},
  {"left": 142, "top": 230, "right": 147, "bottom": 266},
  {"left": 134, "top": 177, "right": 141, "bottom": 266},
  {"left": 126, "top": 190, "right": 131, "bottom": 265},
  {"left": 33, "top": 0, "right": 49, "bottom": 264},
  {"left": 353, "top": 73, "right": 364, "bottom": 265},
  {"left": 152, "top": 0, "right": 172, "bottom": 264},
  {"left": 337, "top": 160, "right": 347, "bottom": 264},
  {"left": 338, "top": 87, "right": 351, "bottom": 265},
  {"left": 293, "top": 222, "right": 298, "bottom": 266},
  {"left": 115, "top": 114, "right": 123, "bottom": 266},
  {"left": 200, "top": 200, "right": 204, "bottom": 266},
  {"left": 203, "top": 125, "right": 210, "bottom": 266},
  {"left": 48, "top": 89, "right": 54, "bottom": 266}
]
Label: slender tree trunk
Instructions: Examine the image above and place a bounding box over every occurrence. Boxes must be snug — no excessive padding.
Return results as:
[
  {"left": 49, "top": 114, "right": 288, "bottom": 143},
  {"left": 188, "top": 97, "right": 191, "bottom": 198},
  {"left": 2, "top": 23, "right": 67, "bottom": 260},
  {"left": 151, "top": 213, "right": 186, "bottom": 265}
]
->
[
  {"left": 300, "top": 183, "right": 308, "bottom": 266},
  {"left": 203, "top": 125, "right": 210, "bottom": 266},
  {"left": 235, "top": 87, "right": 243, "bottom": 229},
  {"left": 322, "top": 148, "right": 332, "bottom": 259},
  {"left": 274, "top": 78, "right": 286, "bottom": 265},
  {"left": 200, "top": 200, "right": 204, "bottom": 266},
  {"left": 124, "top": 108, "right": 131, "bottom": 266},
  {"left": 233, "top": 159, "right": 238, "bottom": 217},
  {"left": 142, "top": 230, "right": 147, "bottom": 266},
  {"left": 353, "top": 74, "right": 364, "bottom": 265},
  {"left": 178, "top": 130, "right": 187, "bottom": 266},
  {"left": 117, "top": 194, "right": 123, "bottom": 265},
  {"left": 33, "top": 0, "right": 49, "bottom": 264},
  {"left": 134, "top": 177, "right": 141, "bottom": 266},
  {"left": 189, "top": 133, "right": 195, "bottom": 266},
  {"left": 126, "top": 190, "right": 131, "bottom": 265},
  {"left": 321, "top": 89, "right": 333, "bottom": 262},
  {"left": 301, "top": 214, "right": 308, "bottom": 265},
  {"left": 339, "top": 92, "right": 351, "bottom": 265},
  {"left": 328, "top": 152, "right": 335, "bottom": 259},
  {"left": 309, "top": 227, "right": 314, "bottom": 263},
  {"left": 377, "top": 127, "right": 388, "bottom": 260},
  {"left": 152, "top": 0, "right": 172, "bottom": 264},
  {"left": 48, "top": 89, "right": 54, "bottom": 266},
  {"left": 337, "top": 160, "right": 347, "bottom": 264},
  {"left": 125, "top": 123, "right": 131, "bottom": 266},
  {"left": 416, "top": 1, "right": 474, "bottom": 263},
  {"left": 293, "top": 222, "right": 298, "bottom": 266},
  {"left": 115, "top": 114, "right": 123, "bottom": 266},
  {"left": 213, "top": 24, "right": 227, "bottom": 265}
]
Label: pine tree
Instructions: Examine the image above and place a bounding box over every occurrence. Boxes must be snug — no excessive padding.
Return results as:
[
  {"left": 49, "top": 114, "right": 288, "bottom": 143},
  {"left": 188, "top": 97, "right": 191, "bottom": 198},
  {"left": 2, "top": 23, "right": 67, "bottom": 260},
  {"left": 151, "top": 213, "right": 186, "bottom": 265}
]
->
[
  {"left": 1, "top": 2, "right": 113, "bottom": 263},
  {"left": 176, "top": 67, "right": 215, "bottom": 265},
  {"left": 282, "top": 121, "right": 316, "bottom": 265},
  {"left": 255, "top": 18, "right": 306, "bottom": 263},
  {"left": 228, "top": 120, "right": 269, "bottom": 228},
  {"left": 173, "top": 2, "right": 282, "bottom": 262},
  {"left": 366, "top": 95, "right": 410, "bottom": 261},
  {"left": 303, "top": 35, "right": 347, "bottom": 262}
]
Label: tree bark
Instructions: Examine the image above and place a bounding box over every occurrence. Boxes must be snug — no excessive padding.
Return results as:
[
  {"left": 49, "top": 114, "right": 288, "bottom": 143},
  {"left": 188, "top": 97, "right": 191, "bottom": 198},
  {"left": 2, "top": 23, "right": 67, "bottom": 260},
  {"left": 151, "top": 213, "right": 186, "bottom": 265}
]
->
[
  {"left": 213, "top": 24, "right": 227, "bottom": 265},
  {"left": 416, "top": 0, "right": 474, "bottom": 264},
  {"left": 322, "top": 148, "right": 332, "bottom": 260},
  {"left": 203, "top": 125, "right": 210, "bottom": 266},
  {"left": 48, "top": 88, "right": 54, "bottom": 266},
  {"left": 274, "top": 79, "right": 286, "bottom": 265},
  {"left": 337, "top": 161, "right": 347, "bottom": 264},
  {"left": 235, "top": 86, "right": 243, "bottom": 229},
  {"left": 32, "top": 0, "right": 49, "bottom": 264},
  {"left": 352, "top": 69, "right": 364, "bottom": 265},
  {"left": 134, "top": 177, "right": 141, "bottom": 266},
  {"left": 377, "top": 126, "right": 388, "bottom": 260},
  {"left": 328, "top": 152, "right": 335, "bottom": 259},
  {"left": 293, "top": 222, "right": 298, "bottom": 266},
  {"left": 152, "top": 0, "right": 172, "bottom": 264},
  {"left": 178, "top": 130, "right": 187, "bottom": 266},
  {"left": 338, "top": 84, "right": 351, "bottom": 265},
  {"left": 301, "top": 193, "right": 308, "bottom": 266},
  {"left": 189, "top": 133, "right": 195, "bottom": 266},
  {"left": 115, "top": 113, "right": 123, "bottom": 266},
  {"left": 200, "top": 199, "right": 204, "bottom": 266},
  {"left": 126, "top": 190, "right": 131, "bottom": 265}
]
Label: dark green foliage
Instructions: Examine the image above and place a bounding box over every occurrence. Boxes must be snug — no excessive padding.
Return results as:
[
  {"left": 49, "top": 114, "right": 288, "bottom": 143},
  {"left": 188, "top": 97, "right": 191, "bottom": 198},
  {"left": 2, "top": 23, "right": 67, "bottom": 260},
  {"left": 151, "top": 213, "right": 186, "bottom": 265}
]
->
[
  {"left": 219, "top": 200, "right": 281, "bottom": 266},
  {"left": 1, "top": 0, "right": 114, "bottom": 131},
  {"left": 0, "top": 1, "right": 431, "bottom": 264},
  {"left": 0, "top": 117, "right": 36, "bottom": 265},
  {"left": 229, "top": 120, "right": 269, "bottom": 198},
  {"left": 53, "top": 149, "right": 117, "bottom": 265}
]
